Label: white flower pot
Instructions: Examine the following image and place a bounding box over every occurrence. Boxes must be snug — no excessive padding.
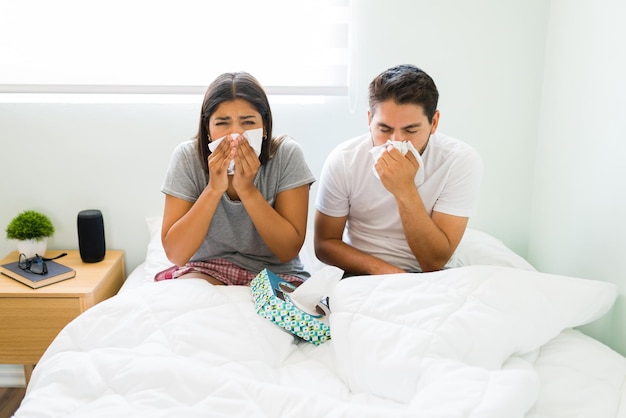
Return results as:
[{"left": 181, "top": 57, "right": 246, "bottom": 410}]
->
[{"left": 16, "top": 238, "right": 47, "bottom": 259}]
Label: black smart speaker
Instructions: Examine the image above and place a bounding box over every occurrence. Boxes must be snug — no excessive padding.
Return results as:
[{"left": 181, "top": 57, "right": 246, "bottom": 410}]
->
[{"left": 77, "top": 209, "right": 106, "bottom": 263}]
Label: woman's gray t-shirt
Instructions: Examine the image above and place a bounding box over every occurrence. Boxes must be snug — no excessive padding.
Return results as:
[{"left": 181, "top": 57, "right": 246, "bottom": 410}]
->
[{"left": 161, "top": 137, "right": 315, "bottom": 278}]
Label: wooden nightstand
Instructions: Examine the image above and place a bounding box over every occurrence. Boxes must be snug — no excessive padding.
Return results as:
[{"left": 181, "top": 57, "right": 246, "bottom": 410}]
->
[{"left": 0, "top": 250, "right": 125, "bottom": 383}]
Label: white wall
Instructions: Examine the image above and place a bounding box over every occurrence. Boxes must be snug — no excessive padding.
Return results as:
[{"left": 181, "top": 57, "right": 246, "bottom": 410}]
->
[
  {"left": 529, "top": 0, "right": 626, "bottom": 353},
  {"left": 0, "top": 0, "right": 548, "bottom": 274}
]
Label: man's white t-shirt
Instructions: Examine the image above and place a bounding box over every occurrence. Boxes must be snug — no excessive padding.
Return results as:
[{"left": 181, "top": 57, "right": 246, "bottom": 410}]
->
[{"left": 315, "top": 132, "right": 483, "bottom": 272}]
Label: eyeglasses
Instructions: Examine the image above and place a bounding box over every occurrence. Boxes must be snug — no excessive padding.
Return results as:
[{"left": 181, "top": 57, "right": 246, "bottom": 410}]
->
[{"left": 18, "top": 252, "right": 67, "bottom": 275}]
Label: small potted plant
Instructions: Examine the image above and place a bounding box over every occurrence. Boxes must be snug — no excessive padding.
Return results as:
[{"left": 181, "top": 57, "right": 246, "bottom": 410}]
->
[{"left": 5, "top": 210, "right": 55, "bottom": 258}]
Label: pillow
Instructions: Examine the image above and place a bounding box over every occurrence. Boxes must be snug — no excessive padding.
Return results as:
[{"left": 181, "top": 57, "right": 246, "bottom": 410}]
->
[
  {"left": 300, "top": 230, "right": 328, "bottom": 275},
  {"left": 329, "top": 266, "right": 617, "bottom": 402},
  {"left": 144, "top": 216, "right": 171, "bottom": 282},
  {"left": 452, "top": 228, "right": 536, "bottom": 271}
]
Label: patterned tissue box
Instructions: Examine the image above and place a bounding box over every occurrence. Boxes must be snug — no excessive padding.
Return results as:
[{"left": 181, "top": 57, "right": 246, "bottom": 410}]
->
[{"left": 251, "top": 268, "right": 331, "bottom": 345}]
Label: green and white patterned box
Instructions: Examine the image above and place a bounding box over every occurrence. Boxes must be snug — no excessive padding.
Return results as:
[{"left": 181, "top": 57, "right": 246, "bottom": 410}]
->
[{"left": 251, "top": 268, "right": 331, "bottom": 345}]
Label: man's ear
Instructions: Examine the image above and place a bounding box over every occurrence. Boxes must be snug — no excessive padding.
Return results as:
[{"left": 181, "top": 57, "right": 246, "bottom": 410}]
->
[
  {"left": 430, "top": 110, "right": 440, "bottom": 134},
  {"left": 367, "top": 109, "right": 372, "bottom": 126}
]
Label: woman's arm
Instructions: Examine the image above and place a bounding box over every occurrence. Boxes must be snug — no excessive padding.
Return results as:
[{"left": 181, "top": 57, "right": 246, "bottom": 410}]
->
[
  {"left": 239, "top": 184, "right": 310, "bottom": 262},
  {"left": 161, "top": 137, "right": 233, "bottom": 266},
  {"left": 233, "top": 137, "right": 310, "bottom": 262},
  {"left": 160, "top": 188, "right": 222, "bottom": 266}
]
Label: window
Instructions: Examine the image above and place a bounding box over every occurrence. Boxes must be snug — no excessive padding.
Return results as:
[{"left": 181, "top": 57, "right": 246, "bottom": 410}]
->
[{"left": 0, "top": 0, "right": 350, "bottom": 96}]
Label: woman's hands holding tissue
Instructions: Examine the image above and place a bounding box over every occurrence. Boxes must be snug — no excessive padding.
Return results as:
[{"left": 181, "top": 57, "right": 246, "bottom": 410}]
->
[
  {"left": 207, "top": 135, "right": 261, "bottom": 196},
  {"left": 231, "top": 136, "right": 261, "bottom": 197},
  {"left": 207, "top": 134, "right": 236, "bottom": 194}
]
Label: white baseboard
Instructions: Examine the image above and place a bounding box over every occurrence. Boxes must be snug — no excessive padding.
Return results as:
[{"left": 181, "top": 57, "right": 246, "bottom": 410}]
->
[{"left": 0, "top": 364, "right": 26, "bottom": 387}]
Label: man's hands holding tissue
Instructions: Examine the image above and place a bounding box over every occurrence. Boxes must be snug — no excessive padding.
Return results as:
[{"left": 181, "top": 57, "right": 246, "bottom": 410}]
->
[{"left": 374, "top": 144, "right": 420, "bottom": 196}]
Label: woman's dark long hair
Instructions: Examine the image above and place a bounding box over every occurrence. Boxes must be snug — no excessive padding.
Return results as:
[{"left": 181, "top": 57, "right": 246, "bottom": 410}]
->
[{"left": 196, "top": 72, "right": 278, "bottom": 176}]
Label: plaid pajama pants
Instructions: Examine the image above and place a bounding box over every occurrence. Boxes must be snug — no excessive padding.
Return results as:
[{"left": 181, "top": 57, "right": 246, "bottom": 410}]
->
[{"left": 154, "top": 258, "right": 304, "bottom": 286}]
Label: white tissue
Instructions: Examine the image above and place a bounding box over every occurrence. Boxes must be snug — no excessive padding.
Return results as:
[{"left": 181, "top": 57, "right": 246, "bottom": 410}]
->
[
  {"left": 369, "top": 140, "right": 425, "bottom": 186},
  {"left": 288, "top": 266, "right": 343, "bottom": 318},
  {"left": 208, "top": 127, "right": 264, "bottom": 175}
]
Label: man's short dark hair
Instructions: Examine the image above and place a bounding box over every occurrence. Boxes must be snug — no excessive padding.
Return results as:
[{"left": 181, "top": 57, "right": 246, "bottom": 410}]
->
[{"left": 368, "top": 64, "right": 439, "bottom": 123}]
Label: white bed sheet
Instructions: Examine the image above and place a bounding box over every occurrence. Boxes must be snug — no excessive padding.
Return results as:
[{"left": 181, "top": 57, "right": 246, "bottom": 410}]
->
[
  {"left": 13, "top": 223, "right": 626, "bottom": 417},
  {"left": 118, "top": 260, "right": 150, "bottom": 293},
  {"left": 527, "top": 328, "right": 626, "bottom": 417},
  {"left": 15, "top": 263, "right": 626, "bottom": 418}
]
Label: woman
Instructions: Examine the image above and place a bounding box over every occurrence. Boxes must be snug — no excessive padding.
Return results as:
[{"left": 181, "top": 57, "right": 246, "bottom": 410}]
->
[{"left": 156, "top": 72, "right": 315, "bottom": 285}]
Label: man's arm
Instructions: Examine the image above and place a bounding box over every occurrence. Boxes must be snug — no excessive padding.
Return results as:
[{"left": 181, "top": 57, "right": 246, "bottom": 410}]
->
[
  {"left": 313, "top": 210, "right": 405, "bottom": 275},
  {"left": 396, "top": 190, "right": 468, "bottom": 272},
  {"left": 376, "top": 147, "right": 467, "bottom": 271}
]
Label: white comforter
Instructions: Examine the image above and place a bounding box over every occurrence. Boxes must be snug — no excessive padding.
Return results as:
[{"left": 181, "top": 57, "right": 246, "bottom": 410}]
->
[{"left": 15, "top": 265, "right": 625, "bottom": 418}]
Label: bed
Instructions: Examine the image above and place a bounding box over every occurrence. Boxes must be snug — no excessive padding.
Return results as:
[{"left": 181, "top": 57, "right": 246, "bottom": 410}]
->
[{"left": 13, "top": 218, "right": 626, "bottom": 417}]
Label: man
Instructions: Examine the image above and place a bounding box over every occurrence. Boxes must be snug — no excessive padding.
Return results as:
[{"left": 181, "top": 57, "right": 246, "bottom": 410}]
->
[{"left": 314, "top": 64, "right": 482, "bottom": 275}]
